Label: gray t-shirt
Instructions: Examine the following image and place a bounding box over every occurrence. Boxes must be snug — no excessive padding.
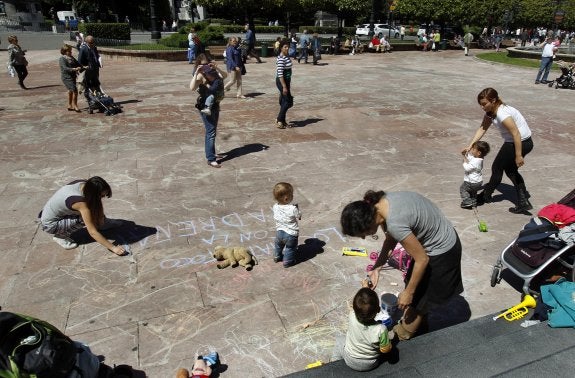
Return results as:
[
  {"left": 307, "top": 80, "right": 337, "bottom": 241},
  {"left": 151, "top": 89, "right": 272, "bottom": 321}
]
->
[
  {"left": 385, "top": 192, "right": 456, "bottom": 256},
  {"left": 40, "top": 180, "right": 85, "bottom": 228}
]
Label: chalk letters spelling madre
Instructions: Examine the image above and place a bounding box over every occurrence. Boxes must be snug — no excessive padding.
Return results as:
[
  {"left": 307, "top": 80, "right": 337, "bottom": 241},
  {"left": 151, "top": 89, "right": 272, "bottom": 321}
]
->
[{"left": 148, "top": 209, "right": 344, "bottom": 269}]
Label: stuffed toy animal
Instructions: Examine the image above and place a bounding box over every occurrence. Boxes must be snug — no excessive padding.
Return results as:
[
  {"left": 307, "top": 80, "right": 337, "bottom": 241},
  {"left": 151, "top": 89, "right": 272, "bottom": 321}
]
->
[{"left": 213, "top": 246, "right": 256, "bottom": 271}]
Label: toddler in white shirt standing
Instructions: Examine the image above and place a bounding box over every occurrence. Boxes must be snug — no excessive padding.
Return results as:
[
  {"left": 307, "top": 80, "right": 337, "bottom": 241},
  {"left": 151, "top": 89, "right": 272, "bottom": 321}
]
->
[
  {"left": 460, "top": 141, "right": 490, "bottom": 208},
  {"left": 272, "top": 182, "right": 301, "bottom": 267}
]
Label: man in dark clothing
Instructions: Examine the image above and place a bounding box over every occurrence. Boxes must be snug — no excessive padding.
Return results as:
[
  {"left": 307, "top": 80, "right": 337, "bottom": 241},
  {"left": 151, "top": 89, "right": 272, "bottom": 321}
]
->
[
  {"left": 77, "top": 35, "right": 101, "bottom": 101},
  {"left": 244, "top": 24, "right": 262, "bottom": 63}
]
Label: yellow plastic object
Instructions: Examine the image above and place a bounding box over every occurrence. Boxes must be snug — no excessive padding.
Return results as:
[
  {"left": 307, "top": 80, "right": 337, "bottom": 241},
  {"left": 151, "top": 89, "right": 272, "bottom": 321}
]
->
[
  {"left": 306, "top": 360, "right": 323, "bottom": 369},
  {"left": 342, "top": 247, "right": 368, "bottom": 256},
  {"left": 478, "top": 221, "right": 488, "bottom": 232}
]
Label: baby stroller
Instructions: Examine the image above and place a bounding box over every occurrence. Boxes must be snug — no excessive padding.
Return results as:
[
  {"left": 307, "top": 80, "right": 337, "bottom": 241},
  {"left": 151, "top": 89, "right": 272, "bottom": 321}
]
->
[
  {"left": 87, "top": 85, "right": 122, "bottom": 116},
  {"left": 490, "top": 188, "right": 575, "bottom": 294},
  {"left": 548, "top": 60, "right": 575, "bottom": 89}
]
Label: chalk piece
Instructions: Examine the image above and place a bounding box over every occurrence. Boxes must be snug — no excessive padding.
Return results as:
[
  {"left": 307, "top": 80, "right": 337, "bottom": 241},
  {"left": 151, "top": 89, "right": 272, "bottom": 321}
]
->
[
  {"left": 390, "top": 282, "right": 398, "bottom": 286},
  {"left": 306, "top": 360, "right": 322, "bottom": 369},
  {"left": 342, "top": 247, "right": 367, "bottom": 256}
]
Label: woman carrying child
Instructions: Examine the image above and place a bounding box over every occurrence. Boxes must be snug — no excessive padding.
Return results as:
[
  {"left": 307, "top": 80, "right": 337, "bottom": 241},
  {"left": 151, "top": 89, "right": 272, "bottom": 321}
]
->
[{"left": 190, "top": 53, "right": 228, "bottom": 168}]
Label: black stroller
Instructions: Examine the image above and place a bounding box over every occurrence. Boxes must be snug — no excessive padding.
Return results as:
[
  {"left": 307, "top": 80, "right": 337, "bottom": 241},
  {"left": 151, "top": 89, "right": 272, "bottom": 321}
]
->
[
  {"left": 87, "top": 86, "right": 122, "bottom": 116},
  {"left": 79, "top": 74, "right": 122, "bottom": 116},
  {"left": 548, "top": 60, "right": 575, "bottom": 89},
  {"left": 490, "top": 189, "right": 575, "bottom": 294}
]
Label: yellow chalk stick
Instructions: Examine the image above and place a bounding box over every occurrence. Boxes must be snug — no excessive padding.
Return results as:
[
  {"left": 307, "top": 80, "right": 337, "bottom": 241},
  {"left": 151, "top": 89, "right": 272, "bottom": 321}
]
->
[{"left": 342, "top": 247, "right": 368, "bottom": 256}]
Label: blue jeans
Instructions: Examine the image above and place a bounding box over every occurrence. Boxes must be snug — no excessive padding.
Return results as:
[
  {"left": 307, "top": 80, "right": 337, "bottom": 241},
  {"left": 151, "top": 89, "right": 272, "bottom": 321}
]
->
[
  {"left": 199, "top": 103, "right": 219, "bottom": 162},
  {"left": 275, "top": 230, "right": 298, "bottom": 265},
  {"left": 188, "top": 44, "right": 197, "bottom": 63},
  {"left": 275, "top": 77, "right": 293, "bottom": 123},
  {"left": 536, "top": 56, "right": 553, "bottom": 82}
]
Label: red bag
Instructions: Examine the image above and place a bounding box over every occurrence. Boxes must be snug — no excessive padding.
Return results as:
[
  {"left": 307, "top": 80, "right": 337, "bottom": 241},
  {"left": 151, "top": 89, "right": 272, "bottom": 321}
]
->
[
  {"left": 538, "top": 204, "right": 575, "bottom": 228},
  {"left": 387, "top": 244, "right": 412, "bottom": 277}
]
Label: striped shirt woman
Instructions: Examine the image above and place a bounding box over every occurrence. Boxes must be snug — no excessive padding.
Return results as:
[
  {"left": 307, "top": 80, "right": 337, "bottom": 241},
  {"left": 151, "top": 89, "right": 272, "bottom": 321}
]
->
[{"left": 275, "top": 41, "right": 294, "bottom": 129}]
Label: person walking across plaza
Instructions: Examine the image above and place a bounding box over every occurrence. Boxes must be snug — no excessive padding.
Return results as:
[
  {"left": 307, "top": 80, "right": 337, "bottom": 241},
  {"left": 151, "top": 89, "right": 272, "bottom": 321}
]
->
[
  {"left": 297, "top": 30, "right": 310, "bottom": 64},
  {"left": 190, "top": 54, "right": 228, "bottom": 168},
  {"left": 463, "top": 31, "right": 474, "bottom": 56},
  {"left": 275, "top": 40, "right": 294, "bottom": 129},
  {"left": 400, "top": 25, "right": 406, "bottom": 40},
  {"left": 187, "top": 28, "right": 199, "bottom": 64},
  {"left": 7, "top": 35, "right": 28, "bottom": 89},
  {"left": 78, "top": 35, "right": 101, "bottom": 102},
  {"left": 224, "top": 36, "right": 246, "bottom": 99},
  {"left": 244, "top": 23, "right": 262, "bottom": 63},
  {"left": 310, "top": 32, "right": 322, "bottom": 65},
  {"left": 59, "top": 44, "right": 83, "bottom": 112},
  {"left": 463, "top": 88, "right": 534, "bottom": 214}
]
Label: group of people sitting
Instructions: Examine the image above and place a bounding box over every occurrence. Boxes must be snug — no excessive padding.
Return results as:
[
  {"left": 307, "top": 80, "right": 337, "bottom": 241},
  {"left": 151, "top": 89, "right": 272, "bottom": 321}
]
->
[{"left": 344, "top": 34, "right": 392, "bottom": 55}]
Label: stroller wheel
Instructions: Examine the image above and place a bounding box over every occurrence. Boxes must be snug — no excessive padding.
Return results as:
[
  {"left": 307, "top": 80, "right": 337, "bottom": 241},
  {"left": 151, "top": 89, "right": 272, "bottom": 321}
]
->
[{"left": 491, "top": 261, "right": 502, "bottom": 287}]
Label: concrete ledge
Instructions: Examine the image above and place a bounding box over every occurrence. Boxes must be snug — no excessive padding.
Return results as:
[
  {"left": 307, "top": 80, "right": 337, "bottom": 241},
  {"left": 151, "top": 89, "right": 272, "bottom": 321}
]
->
[{"left": 507, "top": 46, "right": 575, "bottom": 62}]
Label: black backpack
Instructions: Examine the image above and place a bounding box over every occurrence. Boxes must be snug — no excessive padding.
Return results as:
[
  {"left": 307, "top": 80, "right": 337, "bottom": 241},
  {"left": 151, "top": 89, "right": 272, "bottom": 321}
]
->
[{"left": 0, "top": 312, "right": 78, "bottom": 378}]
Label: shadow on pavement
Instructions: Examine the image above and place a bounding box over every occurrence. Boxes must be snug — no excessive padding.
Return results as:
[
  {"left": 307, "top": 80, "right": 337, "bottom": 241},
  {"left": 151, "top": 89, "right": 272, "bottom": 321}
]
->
[
  {"left": 296, "top": 238, "right": 326, "bottom": 264},
  {"left": 289, "top": 117, "right": 323, "bottom": 128},
  {"left": 71, "top": 221, "right": 157, "bottom": 246},
  {"left": 218, "top": 143, "right": 270, "bottom": 163}
]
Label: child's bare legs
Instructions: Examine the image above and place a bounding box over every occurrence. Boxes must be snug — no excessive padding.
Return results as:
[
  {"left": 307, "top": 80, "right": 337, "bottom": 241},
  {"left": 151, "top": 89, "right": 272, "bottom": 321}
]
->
[{"left": 191, "top": 358, "right": 212, "bottom": 376}]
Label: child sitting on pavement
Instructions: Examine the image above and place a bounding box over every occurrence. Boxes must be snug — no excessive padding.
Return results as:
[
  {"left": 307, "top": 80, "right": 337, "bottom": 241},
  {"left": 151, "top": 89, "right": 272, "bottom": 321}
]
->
[
  {"left": 334, "top": 280, "right": 392, "bottom": 371},
  {"left": 460, "top": 140, "right": 490, "bottom": 208}
]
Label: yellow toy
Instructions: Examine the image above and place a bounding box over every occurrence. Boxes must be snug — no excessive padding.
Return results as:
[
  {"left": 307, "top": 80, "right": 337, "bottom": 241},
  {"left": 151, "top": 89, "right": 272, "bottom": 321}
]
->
[
  {"left": 213, "top": 246, "right": 256, "bottom": 271},
  {"left": 342, "top": 247, "right": 367, "bottom": 256},
  {"left": 306, "top": 360, "right": 322, "bottom": 369}
]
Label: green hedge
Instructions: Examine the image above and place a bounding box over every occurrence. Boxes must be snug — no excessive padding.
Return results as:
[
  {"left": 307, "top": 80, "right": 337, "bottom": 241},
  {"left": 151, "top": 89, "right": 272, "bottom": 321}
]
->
[
  {"left": 78, "top": 23, "right": 131, "bottom": 40},
  {"left": 159, "top": 21, "right": 226, "bottom": 48}
]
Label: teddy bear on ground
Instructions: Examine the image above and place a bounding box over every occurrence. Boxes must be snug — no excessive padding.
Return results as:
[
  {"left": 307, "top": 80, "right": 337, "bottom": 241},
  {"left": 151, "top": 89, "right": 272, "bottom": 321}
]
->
[{"left": 213, "top": 246, "right": 257, "bottom": 271}]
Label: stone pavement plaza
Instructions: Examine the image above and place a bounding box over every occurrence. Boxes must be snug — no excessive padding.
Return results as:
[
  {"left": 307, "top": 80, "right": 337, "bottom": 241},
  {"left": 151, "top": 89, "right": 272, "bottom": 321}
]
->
[{"left": 0, "top": 48, "right": 574, "bottom": 377}]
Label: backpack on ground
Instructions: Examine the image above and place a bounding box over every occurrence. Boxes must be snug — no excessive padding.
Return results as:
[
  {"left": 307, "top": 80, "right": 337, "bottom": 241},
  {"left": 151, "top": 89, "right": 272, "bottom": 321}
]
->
[{"left": 0, "top": 312, "right": 99, "bottom": 378}]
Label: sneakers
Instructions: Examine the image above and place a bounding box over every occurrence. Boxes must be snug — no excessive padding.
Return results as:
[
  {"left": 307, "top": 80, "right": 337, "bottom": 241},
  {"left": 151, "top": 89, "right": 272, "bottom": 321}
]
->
[
  {"left": 52, "top": 236, "right": 78, "bottom": 250},
  {"left": 276, "top": 121, "right": 286, "bottom": 129},
  {"left": 273, "top": 256, "right": 282, "bottom": 263},
  {"left": 200, "top": 108, "right": 211, "bottom": 116}
]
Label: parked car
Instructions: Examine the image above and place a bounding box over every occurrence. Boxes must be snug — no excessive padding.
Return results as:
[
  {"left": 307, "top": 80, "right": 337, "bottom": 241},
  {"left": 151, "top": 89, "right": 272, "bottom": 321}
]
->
[{"left": 355, "top": 23, "right": 400, "bottom": 38}]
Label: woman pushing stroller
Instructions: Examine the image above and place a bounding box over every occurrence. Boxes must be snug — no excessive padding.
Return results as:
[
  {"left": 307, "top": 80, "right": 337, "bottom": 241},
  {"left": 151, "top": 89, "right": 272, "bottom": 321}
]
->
[{"left": 463, "top": 88, "right": 534, "bottom": 214}]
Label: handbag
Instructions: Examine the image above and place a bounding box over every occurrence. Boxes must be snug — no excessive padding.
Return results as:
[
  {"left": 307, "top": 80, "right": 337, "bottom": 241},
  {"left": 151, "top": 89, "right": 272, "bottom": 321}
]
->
[
  {"left": 511, "top": 237, "right": 565, "bottom": 268},
  {"left": 387, "top": 243, "right": 412, "bottom": 277}
]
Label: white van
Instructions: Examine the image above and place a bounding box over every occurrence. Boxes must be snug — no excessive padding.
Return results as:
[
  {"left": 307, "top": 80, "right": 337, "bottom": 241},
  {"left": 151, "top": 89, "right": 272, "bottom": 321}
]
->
[{"left": 57, "top": 11, "right": 78, "bottom": 29}]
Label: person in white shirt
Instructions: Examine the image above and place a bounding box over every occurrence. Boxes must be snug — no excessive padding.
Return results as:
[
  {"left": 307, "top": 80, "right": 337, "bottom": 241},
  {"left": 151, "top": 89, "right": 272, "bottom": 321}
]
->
[
  {"left": 535, "top": 36, "right": 558, "bottom": 84},
  {"left": 272, "top": 182, "right": 301, "bottom": 267},
  {"left": 463, "top": 88, "right": 534, "bottom": 214},
  {"left": 460, "top": 141, "right": 490, "bottom": 208}
]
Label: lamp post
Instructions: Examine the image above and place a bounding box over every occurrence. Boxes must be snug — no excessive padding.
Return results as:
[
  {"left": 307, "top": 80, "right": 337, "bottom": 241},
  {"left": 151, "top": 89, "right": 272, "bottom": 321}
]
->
[{"left": 150, "top": 0, "right": 161, "bottom": 41}]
